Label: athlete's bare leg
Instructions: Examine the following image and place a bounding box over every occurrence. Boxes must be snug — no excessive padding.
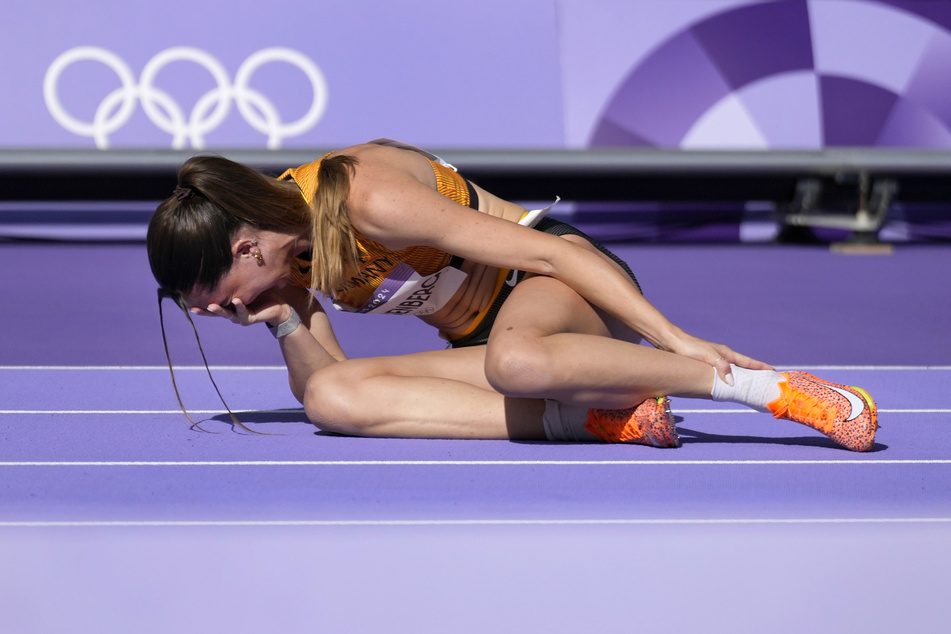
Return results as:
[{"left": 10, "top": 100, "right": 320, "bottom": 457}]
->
[
  {"left": 484, "top": 238, "right": 718, "bottom": 409},
  {"left": 304, "top": 242, "right": 717, "bottom": 438},
  {"left": 305, "top": 237, "right": 728, "bottom": 439},
  {"left": 303, "top": 345, "right": 546, "bottom": 439}
]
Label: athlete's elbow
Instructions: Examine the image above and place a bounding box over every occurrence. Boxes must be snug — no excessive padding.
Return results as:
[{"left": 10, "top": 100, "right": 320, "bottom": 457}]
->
[
  {"left": 289, "top": 378, "right": 306, "bottom": 406},
  {"left": 524, "top": 254, "right": 556, "bottom": 278}
]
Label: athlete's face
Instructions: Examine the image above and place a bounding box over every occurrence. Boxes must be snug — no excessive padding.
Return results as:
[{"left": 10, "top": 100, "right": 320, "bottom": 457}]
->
[
  {"left": 184, "top": 236, "right": 291, "bottom": 313},
  {"left": 187, "top": 263, "right": 279, "bottom": 314}
]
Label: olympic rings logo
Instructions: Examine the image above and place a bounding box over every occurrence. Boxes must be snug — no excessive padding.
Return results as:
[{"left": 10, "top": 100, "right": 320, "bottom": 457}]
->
[{"left": 44, "top": 46, "right": 328, "bottom": 149}]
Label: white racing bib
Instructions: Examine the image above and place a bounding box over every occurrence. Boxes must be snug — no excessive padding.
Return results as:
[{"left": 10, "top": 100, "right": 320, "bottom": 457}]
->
[
  {"left": 332, "top": 197, "right": 559, "bottom": 317},
  {"left": 332, "top": 263, "right": 468, "bottom": 316}
]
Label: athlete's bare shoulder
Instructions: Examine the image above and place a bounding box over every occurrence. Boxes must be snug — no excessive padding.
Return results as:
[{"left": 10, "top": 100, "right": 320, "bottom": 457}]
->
[{"left": 341, "top": 141, "right": 437, "bottom": 188}]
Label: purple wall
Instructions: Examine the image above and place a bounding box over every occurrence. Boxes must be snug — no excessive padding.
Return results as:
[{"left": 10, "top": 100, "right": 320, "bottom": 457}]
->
[
  {"left": 3, "top": 0, "right": 951, "bottom": 150},
  {"left": 2, "top": 0, "right": 564, "bottom": 149}
]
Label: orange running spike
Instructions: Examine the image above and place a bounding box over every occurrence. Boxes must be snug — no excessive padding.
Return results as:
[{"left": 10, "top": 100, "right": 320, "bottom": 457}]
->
[
  {"left": 584, "top": 397, "right": 680, "bottom": 448},
  {"left": 768, "top": 372, "right": 878, "bottom": 452}
]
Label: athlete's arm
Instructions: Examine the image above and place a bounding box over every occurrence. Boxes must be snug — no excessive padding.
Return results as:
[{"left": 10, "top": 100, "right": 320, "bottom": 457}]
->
[
  {"left": 204, "top": 286, "right": 347, "bottom": 403},
  {"left": 271, "top": 286, "right": 348, "bottom": 403},
  {"left": 346, "top": 150, "right": 770, "bottom": 379}
]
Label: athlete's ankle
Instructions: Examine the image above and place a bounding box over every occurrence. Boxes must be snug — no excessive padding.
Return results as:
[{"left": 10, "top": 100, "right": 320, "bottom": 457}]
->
[{"left": 711, "top": 365, "right": 784, "bottom": 412}]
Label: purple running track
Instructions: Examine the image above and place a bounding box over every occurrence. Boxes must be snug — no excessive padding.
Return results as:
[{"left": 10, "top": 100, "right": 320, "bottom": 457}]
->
[{"left": 1, "top": 242, "right": 950, "bottom": 633}]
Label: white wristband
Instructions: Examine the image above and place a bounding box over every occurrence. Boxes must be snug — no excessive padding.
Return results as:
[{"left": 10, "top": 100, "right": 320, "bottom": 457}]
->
[{"left": 266, "top": 307, "right": 302, "bottom": 338}]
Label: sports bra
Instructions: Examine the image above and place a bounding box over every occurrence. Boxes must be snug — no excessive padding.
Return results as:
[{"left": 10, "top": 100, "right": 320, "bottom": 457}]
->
[
  {"left": 279, "top": 142, "right": 557, "bottom": 321},
  {"left": 279, "top": 147, "right": 480, "bottom": 316}
]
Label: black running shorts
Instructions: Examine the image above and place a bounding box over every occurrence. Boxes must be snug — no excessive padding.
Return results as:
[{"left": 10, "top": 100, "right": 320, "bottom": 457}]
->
[{"left": 449, "top": 217, "right": 641, "bottom": 348}]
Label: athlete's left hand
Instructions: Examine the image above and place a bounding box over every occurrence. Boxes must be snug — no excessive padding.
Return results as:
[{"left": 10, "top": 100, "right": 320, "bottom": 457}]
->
[{"left": 665, "top": 332, "right": 773, "bottom": 386}]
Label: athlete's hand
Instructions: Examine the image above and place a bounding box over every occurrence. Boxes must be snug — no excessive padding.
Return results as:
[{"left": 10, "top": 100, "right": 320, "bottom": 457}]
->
[
  {"left": 192, "top": 290, "right": 290, "bottom": 327},
  {"left": 665, "top": 332, "right": 773, "bottom": 386}
]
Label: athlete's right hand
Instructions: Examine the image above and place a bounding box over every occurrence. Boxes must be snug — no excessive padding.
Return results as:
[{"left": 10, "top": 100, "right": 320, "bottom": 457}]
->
[{"left": 193, "top": 289, "right": 289, "bottom": 327}]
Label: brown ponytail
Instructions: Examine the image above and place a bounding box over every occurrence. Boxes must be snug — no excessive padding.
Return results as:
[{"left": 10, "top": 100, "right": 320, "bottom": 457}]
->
[
  {"left": 307, "top": 154, "right": 361, "bottom": 295},
  {"left": 147, "top": 155, "right": 307, "bottom": 435},
  {"left": 148, "top": 155, "right": 310, "bottom": 296}
]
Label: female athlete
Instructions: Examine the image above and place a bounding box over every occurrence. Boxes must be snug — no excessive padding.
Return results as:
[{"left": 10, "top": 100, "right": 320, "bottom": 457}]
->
[{"left": 147, "top": 139, "right": 877, "bottom": 451}]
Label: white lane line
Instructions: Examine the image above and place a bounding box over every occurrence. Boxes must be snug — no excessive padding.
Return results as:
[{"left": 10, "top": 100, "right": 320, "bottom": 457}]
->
[
  {"left": 2, "top": 365, "right": 951, "bottom": 371},
  {"left": 673, "top": 409, "right": 951, "bottom": 414},
  {"left": 778, "top": 366, "right": 951, "bottom": 371},
  {"left": 2, "top": 408, "right": 948, "bottom": 415},
  {"left": 0, "top": 366, "right": 287, "bottom": 371},
  {"left": 0, "top": 459, "right": 949, "bottom": 467},
  {"left": 0, "top": 517, "right": 948, "bottom": 528},
  {"left": 0, "top": 409, "right": 302, "bottom": 415},
  {"left": 1, "top": 410, "right": 243, "bottom": 415}
]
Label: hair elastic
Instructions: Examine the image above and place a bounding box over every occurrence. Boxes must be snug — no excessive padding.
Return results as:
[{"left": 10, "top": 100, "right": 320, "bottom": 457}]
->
[{"left": 173, "top": 186, "right": 194, "bottom": 200}]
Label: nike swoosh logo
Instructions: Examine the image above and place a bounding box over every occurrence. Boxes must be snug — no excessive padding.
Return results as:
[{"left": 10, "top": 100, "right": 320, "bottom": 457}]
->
[
  {"left": 827, "top": 384, "right": 866, "bottom": 422},
  {"left": 643, "top": 430, "right": 663, "bottom": 448},
  {"left": 505, "top": 269, "right": 519, "bottom": 287}
]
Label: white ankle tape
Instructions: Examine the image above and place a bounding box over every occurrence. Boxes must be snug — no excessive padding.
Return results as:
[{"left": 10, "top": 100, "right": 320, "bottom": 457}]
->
[
  {"left": 542, "top": 400, "right": 600, "bottom": 442},
  {"left": 711, "top": 364, "right": 783, "bottom": 413}
]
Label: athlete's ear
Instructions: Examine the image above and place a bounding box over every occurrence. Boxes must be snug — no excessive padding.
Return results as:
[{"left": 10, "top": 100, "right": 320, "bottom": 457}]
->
[{"left": 232, "top": 234, "right": 258, "bottom": 258}]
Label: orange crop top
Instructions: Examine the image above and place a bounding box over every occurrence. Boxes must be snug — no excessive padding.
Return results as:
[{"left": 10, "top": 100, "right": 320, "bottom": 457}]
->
[{"left": 279, "top": 153, "right": 478, "bottom": 315}]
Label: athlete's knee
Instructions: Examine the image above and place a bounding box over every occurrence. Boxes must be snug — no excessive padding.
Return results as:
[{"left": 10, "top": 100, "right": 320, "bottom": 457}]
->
[
  {"left": 484, "top": 334, "right": 556, "bottom": 398},
  {"left": 303, "top": 365, "right": 365, "bottom": 435}
]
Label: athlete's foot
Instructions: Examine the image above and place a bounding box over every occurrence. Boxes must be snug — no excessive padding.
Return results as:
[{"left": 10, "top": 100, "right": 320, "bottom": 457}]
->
[
  {"left": 767, "top": 372, "right": 878, "bottom": 452},
  {"left": 584, "top": 396, "right": 680, "bottom": 448}
]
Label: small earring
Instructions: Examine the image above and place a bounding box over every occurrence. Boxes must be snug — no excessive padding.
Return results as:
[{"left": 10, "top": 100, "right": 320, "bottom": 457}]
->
[{"left": 250, "top": 239, "right": 264, "bottom": 265}]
